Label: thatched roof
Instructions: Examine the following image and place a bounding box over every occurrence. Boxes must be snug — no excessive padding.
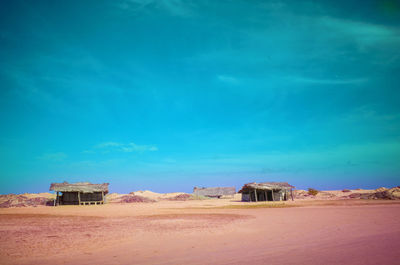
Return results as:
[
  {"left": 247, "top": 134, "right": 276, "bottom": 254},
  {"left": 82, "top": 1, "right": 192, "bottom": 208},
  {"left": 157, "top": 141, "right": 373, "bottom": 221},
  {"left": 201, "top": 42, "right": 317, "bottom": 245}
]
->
[
  {"left": 193, "top": 187, "right": 236, "bottom": 197},
  {"left": 239, "top": 182, "right": 294, "bottom": 192},
  {"left": 50, "top": 182, "right": 109, "bottom": 194}
]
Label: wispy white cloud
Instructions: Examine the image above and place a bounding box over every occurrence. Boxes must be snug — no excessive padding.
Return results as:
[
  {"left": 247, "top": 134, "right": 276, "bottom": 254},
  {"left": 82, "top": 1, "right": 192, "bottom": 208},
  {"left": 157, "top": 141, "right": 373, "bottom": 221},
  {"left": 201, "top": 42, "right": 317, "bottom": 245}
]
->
[
  {"left": 117, "top": 0, "right": 195, "bottom": 17},
  {"left": 96, "top": 142, "right": 123, "bottom": 148},
  {"left": 288, "top": 76, "right": 368, "bottom": 85},
  {"left": 94, "top": 141, "right": 158, "bottom": 153},
  {"left": 318, "top": 16, "right": 400, "bottom": 49},
  {"left": 121, "top": 142, "right": 158, "bottom": 152},
  {"left": 37, "top": 152, "right": 67, "bottom": 162},
  {"left": 342, "top": 105, "right": 400, "bottom": 122}
]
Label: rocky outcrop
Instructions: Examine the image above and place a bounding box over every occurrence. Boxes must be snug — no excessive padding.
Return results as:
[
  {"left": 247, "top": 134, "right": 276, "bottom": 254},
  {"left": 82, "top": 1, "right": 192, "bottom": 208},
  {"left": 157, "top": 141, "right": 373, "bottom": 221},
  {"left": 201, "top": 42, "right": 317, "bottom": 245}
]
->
[
  {"left": 374, "top": 187, "right": 400, "bottom": 200},
  {"left": 116, "top": 194, "right": 156, "bottom": 203},
  {"left": 165, "top": 194, "right": 192, "bottom": 201},
  {"left": 0, "top": 194, "right": 54, "bottom": 208},
  {"left": 343, "top": 187, "right": 400, "bottom": 200}
]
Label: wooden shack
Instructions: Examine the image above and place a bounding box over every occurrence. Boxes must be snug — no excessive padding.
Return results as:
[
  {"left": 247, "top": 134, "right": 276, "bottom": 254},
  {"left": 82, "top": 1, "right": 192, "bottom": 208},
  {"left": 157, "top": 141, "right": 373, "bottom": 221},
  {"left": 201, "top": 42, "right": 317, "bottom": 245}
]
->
[
  {"left": 50, "top": 182, "right": 109, "bottom": 206},
  {"left": 193, "top": 186, "right": 236, "bottom": 198},
  {"left": 239, "top": 182, "right": 294, "bottom": 202}
]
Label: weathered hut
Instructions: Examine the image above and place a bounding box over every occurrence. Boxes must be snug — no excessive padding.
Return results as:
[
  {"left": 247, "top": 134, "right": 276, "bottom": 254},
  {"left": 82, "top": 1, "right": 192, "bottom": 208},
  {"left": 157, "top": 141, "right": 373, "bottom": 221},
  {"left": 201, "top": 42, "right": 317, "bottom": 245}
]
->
[
  {"left": 193, "top": 186, "right": 236, "bottom": 198},
  {"left": 50, "top": 182, "right": 109, "bottom": 206},
  {"left": 239, "top": 182, "right": 295, "bottom": 202}
]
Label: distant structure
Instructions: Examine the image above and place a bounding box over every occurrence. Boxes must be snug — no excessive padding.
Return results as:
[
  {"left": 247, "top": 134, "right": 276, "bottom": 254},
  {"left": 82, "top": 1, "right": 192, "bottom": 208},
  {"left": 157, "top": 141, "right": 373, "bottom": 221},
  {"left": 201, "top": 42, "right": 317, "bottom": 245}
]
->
[
  {"left": 193, "top": 186, "right": 236, "bottom": 198},
  {"left": 50, "top": 182, "right": 109, "bottom": 206},
  {"left": 239, "top": 182, "right": 295, "bottom": 202}
]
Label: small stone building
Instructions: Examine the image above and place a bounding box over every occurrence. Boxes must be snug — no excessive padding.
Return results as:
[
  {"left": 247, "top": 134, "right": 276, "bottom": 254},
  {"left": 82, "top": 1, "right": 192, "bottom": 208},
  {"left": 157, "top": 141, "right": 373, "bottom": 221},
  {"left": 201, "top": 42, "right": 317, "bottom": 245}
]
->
[
  {"left": 193, "top": 186, "right": 236, "bottom": 198},
  {"left": 50, "top": 182, "right": 109, "bottom": 205},
  {"left": 239, "top": 182, "right": 294, "bottom": 202}
]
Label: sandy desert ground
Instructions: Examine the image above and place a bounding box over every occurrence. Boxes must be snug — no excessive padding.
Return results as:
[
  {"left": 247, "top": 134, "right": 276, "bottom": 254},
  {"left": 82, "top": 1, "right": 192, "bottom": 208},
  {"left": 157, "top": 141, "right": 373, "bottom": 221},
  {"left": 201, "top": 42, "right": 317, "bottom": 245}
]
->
[{"left": 1, "top": 192, "right": 400, "bottom": 265}]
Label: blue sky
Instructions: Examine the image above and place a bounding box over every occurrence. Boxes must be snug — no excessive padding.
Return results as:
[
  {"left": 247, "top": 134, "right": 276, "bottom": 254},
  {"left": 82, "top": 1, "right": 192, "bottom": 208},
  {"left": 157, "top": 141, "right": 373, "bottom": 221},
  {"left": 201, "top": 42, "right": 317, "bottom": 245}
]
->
[{"left": 1, "top": 0, "right": 399, "bottom": 194}]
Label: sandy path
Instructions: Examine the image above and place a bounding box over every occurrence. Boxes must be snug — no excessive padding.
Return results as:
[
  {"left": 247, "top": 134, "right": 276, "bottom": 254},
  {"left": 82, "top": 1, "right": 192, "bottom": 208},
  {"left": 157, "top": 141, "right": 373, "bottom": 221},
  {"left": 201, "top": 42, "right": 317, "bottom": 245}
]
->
[{"left": 1, "top": 201, "right": 400, "bottom": 265}]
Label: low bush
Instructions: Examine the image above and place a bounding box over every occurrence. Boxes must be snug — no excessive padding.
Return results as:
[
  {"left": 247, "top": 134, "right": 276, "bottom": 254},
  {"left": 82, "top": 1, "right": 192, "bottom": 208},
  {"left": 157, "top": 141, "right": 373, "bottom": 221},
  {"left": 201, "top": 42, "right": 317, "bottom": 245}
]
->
[{"left": 308, "top": 188, "right": 319, "bottom": 196}]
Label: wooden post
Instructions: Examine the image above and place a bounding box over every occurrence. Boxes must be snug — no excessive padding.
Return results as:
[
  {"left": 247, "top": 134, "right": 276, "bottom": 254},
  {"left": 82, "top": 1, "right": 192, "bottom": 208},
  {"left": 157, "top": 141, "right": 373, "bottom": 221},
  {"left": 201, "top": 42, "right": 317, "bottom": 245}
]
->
[
  {"left": 102, "top": 191, "right": 104, "bottom": 204},
  {"left": 271, "top": 190, "right": 274, "bottom": 201},
  {"left": 78, "top": 192, "right": 81, "bottom": 206},
  {"left": 254, "top": 189, "right": 258, "bottom": 202},
  {"left": 291, "top": 189, "right": 294, "bottom": 201}
]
